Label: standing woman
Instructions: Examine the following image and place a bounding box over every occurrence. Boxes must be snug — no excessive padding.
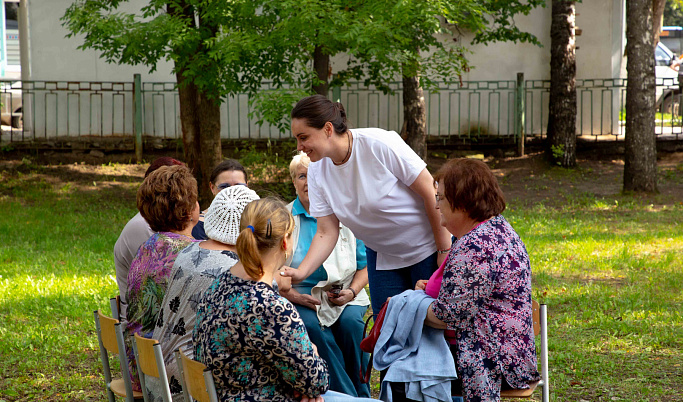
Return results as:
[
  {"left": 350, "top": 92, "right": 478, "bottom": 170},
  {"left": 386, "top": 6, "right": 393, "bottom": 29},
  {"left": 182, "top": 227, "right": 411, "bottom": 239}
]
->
[{"left": 283, "top": 95, "right": 452, "bottom": 317}]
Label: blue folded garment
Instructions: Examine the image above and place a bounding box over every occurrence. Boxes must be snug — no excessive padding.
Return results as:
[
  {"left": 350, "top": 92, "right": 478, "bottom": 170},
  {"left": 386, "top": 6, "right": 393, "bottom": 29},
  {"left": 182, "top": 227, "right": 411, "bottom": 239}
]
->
[{"left": 373, "top": 290, "right": 457, "bottom": 402}]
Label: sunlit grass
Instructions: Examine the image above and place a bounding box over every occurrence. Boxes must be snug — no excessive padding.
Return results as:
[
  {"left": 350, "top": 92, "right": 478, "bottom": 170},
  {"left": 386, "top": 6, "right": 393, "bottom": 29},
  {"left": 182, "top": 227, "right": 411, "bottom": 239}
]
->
[{"left": 0, "top": 158, "right": 682, "bottom": 401}]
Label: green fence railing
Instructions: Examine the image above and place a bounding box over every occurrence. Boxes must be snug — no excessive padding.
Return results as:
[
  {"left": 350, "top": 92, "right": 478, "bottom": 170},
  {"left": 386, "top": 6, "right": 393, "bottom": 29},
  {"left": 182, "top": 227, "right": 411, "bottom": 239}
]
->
[{"left": 2, "top": 74, "right": 682, "bottom": 148}]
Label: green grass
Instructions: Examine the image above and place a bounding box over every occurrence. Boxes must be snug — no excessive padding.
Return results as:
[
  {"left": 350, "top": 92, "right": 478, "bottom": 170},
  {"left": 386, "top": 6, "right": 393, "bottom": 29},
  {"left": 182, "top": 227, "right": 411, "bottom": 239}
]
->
[{"left": 0, "top": 157, "right": 682, "bottom": 401}]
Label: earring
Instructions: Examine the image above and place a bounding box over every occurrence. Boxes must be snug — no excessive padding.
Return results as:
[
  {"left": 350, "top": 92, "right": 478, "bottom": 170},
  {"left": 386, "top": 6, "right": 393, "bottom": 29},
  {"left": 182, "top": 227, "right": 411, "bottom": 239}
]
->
[{"left": 284, "top": 251, "right": 289, "bottom": 261}]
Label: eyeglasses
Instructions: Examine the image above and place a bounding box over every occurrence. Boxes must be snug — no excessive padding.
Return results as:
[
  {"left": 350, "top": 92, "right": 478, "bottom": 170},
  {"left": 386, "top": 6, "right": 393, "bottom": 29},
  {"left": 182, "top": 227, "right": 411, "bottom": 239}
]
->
[
  {"left": 435, "top": 193, "right": 445, "bottom": 203},
  {"left": 217, "top": 182, "right": 247, "bottom": 190}
]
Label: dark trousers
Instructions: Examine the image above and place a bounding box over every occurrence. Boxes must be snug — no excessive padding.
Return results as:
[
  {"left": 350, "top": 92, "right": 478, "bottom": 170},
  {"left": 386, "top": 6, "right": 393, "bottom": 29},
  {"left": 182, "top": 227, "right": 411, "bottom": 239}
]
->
[{"left": 365, "top": 247, "right": 438, "bottom": 318}]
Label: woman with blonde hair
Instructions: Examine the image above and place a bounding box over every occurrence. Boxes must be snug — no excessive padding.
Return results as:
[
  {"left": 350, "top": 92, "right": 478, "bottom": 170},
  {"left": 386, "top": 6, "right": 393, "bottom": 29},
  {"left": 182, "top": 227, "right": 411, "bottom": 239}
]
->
[
  {"left": 193, "top": 197, "right": 378, "bottom": 402},
  {"left": 192, "top": 197, "right": 328, "bottom": 401}
]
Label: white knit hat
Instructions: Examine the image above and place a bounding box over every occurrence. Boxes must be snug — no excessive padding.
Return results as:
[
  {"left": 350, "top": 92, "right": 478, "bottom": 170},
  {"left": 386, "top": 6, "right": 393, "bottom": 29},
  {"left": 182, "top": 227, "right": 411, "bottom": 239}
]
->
[{"left": 204, "top": 185, "right": 260, "bottom": 245}]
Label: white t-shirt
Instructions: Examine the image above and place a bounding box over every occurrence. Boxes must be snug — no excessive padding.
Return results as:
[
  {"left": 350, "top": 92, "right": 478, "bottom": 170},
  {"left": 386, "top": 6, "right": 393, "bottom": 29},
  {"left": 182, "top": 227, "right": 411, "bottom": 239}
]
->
[{"left": 308, "top": 127, "right": 435, "bottom": 270}]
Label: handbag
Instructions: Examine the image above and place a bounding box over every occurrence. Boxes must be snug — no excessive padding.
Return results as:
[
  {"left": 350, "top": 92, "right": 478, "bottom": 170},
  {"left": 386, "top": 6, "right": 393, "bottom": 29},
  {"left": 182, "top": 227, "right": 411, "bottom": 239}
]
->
[{"left": 359, "top": 300, "right": 389, "bottom": 383}]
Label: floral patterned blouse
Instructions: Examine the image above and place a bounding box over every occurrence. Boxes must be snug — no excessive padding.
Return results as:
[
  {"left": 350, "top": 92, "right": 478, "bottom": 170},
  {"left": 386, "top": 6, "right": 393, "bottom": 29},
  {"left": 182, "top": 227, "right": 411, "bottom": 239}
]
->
[
  {"left": 431, "top": 215, "right": 540, "bottom": 402},
  {"left": 125, "top": 232, "right": 198, "bottom": 391},
  {"left": 146, "top": 243, "right": 239, "bottom": 401},
  {"left": 193, "top": 272, "right": 329, "bottom": 401}
]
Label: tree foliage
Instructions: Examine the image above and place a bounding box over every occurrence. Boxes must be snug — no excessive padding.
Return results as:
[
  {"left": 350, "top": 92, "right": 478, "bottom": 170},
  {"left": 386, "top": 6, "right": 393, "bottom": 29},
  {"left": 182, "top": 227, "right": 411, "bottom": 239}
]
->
[
  {"left": 62, "top": 0, "right": 321, "bottom": 101},
  {"left": 664, "top": 0, "right": 683, "bottom": 26}
]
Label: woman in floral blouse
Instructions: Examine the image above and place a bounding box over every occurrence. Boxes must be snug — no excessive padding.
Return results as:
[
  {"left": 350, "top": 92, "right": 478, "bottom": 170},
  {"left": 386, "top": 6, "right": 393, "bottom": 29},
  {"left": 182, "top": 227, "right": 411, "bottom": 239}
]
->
[
  {"left": 125, "top": 164, "right": 200, "bottom": 391},
  {"left": 419, "top": 158, "right": 540, "bottom": 402},
  {"left": 192, "top": 197, "right": 329, "bottom": 401}
]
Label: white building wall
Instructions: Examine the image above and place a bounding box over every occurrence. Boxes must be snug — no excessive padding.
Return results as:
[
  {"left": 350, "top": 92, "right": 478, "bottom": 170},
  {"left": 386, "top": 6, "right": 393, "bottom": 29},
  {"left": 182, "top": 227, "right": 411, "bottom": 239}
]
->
[
  {"left": 29, "top": 0, "right": 174, "bottom": 82},
  {"left": 23, "top": 0, "right": 623, "bottom": 139}
]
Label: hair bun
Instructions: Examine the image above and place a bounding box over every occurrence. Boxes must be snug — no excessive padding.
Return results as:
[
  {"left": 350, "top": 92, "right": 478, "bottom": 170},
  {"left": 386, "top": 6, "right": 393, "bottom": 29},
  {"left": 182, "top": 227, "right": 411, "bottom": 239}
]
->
[{"left": 334, "top": 102, "right": 346, "bottom": 118}]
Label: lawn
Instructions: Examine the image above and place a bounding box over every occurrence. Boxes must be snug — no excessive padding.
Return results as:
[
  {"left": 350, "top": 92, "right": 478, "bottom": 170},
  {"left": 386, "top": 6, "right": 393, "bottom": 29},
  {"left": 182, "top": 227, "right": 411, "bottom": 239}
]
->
[{"left": 0, "top": 150, "right": 682, "bottom": 401}]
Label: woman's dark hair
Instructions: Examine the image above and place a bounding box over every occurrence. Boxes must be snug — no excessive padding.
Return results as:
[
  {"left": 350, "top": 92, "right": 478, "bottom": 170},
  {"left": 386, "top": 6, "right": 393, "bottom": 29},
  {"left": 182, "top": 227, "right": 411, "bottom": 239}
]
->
[
  {"left": 291, "top": 95, "right": 348, "bottom": 135},
  {"left": 144, "top": 157, "right": 184, "bottom": 178},
  {"left": 236, "top": 197, "right": 294, "bottom": 281},
  {"left": 433, "top": 158, "right": 506, "bottom": 222},
  {"left": 137, "top": 165, "right": 198, "bottom": 232},
  {"left": 209, "top": 159, "right": 248, "bottom": 185}
]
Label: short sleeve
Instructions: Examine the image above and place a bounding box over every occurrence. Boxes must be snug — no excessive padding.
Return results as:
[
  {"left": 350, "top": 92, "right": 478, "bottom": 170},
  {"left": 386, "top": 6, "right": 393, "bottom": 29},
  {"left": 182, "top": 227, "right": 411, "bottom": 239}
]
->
[
  {"left": 355, "top": 239, "right": 367, "bottom": 270},
  {"left": 307, "top": 163, "right": 334, "bottom": 218},
  {"left": 374, "top": 131, "right": 427, "bottom": 187}
]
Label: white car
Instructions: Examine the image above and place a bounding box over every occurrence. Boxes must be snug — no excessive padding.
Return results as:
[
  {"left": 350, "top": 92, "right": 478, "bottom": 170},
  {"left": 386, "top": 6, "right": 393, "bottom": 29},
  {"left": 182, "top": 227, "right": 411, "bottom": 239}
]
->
[
  {"left": 0, "top": 81, "right": 22, "bottom": 128},
  {"left": 655, "top": 42, "right": 681, "bottom": 115}
]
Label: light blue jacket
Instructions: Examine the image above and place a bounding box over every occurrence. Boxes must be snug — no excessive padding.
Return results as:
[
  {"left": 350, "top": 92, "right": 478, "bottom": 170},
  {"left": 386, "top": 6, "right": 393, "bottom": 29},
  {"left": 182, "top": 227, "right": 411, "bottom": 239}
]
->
[{"left": 374, "top": 290, "right": 457, "bottom": 402}]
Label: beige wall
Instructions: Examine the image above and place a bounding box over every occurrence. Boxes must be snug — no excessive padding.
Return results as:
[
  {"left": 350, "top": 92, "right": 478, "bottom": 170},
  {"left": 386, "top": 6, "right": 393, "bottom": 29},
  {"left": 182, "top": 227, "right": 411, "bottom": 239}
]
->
[
  {"left": 26, "top": 0, "right": 624, "bottom": 138},
  {"left": 29, "top": 0, "right": 174, "bottom": 82}
]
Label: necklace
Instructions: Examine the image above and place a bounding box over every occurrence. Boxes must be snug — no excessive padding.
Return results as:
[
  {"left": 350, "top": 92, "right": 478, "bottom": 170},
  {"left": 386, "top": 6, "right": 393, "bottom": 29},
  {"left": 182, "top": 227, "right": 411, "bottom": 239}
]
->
[{"left": 333, "top": 131, "right": 352, "bottom": 165}]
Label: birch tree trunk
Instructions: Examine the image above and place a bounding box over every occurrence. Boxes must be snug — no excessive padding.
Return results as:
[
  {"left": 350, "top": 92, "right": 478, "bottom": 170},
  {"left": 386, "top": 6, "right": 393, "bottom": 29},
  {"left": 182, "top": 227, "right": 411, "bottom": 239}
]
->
[{"left": 624, "top": 0, "right": 658, "bottom": 192}]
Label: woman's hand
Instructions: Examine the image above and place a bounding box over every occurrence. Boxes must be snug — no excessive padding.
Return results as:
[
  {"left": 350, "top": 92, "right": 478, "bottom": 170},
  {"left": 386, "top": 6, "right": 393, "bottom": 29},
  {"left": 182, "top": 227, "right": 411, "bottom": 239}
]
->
[
  {"left": 280, "top": 266, "right": 306, "bottom": 284},
  {"left": 298, "top": 395, "right": 324, "bottom": 402},
  {"left": 326, "top": 289, "right": 354, "bottom": 306},
  {"left": 415, "top": 279, "right": 428, "bottom": 291},
  {"left": 275, "top": 267, "right": 292, "bottom": 292},
  {"left": 280, "top": 288, "right": 322, "bottom": 310},
  {"left": 293, "top": 391, "right": 324, "bottom": 402}
]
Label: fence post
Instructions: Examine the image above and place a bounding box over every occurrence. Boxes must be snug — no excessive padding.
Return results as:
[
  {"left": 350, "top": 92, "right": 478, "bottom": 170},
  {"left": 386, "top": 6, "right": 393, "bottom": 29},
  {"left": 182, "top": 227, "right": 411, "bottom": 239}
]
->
[
  {"left": 134, "top": 73, "right": 143, "bottom": 163},
  {"left": 332, "top": 85, "right": 341, "bottom": 103},
  {"left": 516, "top": 72, "right": 525, "bottom": 156}
]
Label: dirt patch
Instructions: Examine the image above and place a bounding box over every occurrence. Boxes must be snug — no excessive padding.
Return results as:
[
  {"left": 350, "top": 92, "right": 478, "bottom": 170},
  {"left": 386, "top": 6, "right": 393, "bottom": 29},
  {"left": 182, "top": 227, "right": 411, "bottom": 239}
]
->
[{"left": 2, "top": 147, "right": 683, "bottom": 208}]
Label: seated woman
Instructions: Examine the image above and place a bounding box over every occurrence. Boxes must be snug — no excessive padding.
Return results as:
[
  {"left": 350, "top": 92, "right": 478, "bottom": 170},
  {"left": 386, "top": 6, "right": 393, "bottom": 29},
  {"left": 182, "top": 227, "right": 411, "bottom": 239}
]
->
[
  {"left": 416, "top": 158, "right": 540, "bottom": 402},
  {"left": 192, "top": 197, "right": 328, "bottom": 401},
  {"left": 125, "top": 165, "right": 200, "bottom": 391},
  {"left": 146, "top": 185, "right": 260, "bottom": 400},
  {"left": 114, "top": 156, "right": 184, "bottom": 322},
  {"left": 282, "top": 152, "right": 372, "bottom": 397},
  {"left": 192, "top": 159, "right": 249, "bottom": 240},
  {"left": 192, "top": 197, "right": 378, "bottom": 402}
]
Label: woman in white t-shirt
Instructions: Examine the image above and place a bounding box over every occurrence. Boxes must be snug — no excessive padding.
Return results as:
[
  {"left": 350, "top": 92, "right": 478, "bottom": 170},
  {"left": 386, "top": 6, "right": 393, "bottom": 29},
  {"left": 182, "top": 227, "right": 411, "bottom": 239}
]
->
[{"left": 282, "top": 95, "right": 452, "bottom": 317}]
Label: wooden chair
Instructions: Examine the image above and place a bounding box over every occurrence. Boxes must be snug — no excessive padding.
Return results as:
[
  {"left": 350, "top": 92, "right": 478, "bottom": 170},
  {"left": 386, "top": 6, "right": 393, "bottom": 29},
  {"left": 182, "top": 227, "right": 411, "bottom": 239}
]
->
[
  {"left": 132, "top": 333, "right": 173, "bottom": 402},
  {"left": 174, "top": 348, "right": 219, "bottom": 402},
  {"left": 93, "top": 310, "right": 143, "bottom": 402},
  {"left": 453, "top": 301, "right": 549, "bottom": 402}
]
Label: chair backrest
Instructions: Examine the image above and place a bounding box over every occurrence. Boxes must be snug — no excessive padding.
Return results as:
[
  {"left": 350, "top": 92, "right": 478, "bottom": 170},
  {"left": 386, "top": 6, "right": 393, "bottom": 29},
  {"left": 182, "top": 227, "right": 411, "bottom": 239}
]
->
[
  {"left": 94, "top": 309, "right": 140, "bottom": 402},
  {"left": 133, "top": 333, "right": 172, "bottom": 402},
  {"left": 531, "top": 300, "right": 540, "bottom": 336},
  {"left": 134, "top": 333, "right": 161, "bottom": 378},
  {"left": 98, "top": 310, "right": 121, "bottom": 354},
  {"left": 175, "top": 349, "right": 218, "bottom": 402}
]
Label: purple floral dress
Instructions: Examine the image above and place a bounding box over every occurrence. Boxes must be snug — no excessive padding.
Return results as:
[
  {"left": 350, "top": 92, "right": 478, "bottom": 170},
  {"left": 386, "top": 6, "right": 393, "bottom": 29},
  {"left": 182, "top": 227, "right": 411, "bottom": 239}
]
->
[
  {"left": 431, "top": 215, "right": 540, "bottom": 402},
  {"left": 125, "top": 232, "right": 198, "bottom": 391}
]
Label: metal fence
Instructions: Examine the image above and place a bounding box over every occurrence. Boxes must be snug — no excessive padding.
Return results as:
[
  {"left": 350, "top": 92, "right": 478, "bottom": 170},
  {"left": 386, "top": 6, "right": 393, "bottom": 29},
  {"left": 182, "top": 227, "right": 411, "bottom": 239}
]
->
[{"left": 2, "top": 75, "right": 682, "bottom": 145}]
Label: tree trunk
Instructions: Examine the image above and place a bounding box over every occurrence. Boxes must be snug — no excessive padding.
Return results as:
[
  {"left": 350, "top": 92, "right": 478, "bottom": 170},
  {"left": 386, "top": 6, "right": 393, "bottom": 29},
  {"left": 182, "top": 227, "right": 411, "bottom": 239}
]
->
[
  {"left": 624, "top": 0, "right": 658, "bottom": 192},
  {"left": 196, "top": 93, "right": 223, "bottom": 208},
  {"left": 653, "top": 0, "right": 667, "bottom": 46},
  {"left": 547, "top": 0, "right": 577, "bottom": 167},
  {"left": 402, "top": 61, "right": 427, "bottom": 160},
  {"left": 312, "top": 46, "right": 330, "bottom": 96},
  {"left": 169, "top": 1, "right": 223, "bottom": 207}
]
